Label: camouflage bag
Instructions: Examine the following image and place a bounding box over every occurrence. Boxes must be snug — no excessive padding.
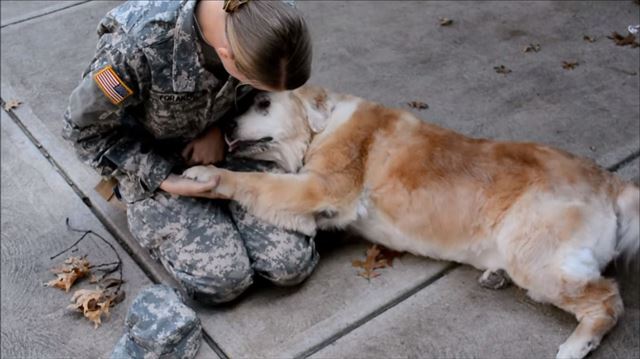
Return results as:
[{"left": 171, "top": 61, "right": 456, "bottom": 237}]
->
[{"left": 111, "top": 285, "right": 202, "bottom": 359}]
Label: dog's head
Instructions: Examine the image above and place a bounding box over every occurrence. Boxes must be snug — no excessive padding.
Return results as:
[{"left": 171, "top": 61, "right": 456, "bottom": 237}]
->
[{"left": 226, "top": 85, "right": 334, "bottom": 172}]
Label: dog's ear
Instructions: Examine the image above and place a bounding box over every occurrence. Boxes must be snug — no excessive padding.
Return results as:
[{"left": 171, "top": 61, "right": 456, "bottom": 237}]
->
[{"left": 296, "top": 86, "right": 332, "bottom": 133}]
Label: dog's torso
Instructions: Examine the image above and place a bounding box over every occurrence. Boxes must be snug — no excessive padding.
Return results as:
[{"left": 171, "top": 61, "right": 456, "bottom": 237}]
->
[{"left": 302, "top": 97, "right": 622, "bottom": 272}]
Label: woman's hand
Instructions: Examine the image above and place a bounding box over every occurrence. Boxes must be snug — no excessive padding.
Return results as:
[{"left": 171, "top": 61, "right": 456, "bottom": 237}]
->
[
  {"left": 181, "top": 126, "right": 225, "bottom": 166},
  {"left": 159, "top": 173, "right": 221, "bottom": 199}
]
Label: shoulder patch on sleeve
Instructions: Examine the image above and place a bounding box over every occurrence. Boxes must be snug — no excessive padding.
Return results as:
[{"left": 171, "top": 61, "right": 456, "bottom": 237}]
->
[{"left": 93, "top": 65, "right": 134, "bottom": 105}]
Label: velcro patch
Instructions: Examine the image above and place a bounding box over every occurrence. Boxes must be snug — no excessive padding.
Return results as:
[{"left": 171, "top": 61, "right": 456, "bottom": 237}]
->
[{"left": 93, "top": 65, "right": 133, "bottom": 105}]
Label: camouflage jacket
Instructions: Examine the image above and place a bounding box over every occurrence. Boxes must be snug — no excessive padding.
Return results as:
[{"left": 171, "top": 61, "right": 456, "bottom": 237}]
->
[{"left": 62, "top": 0, "right": 252, "bottom": 203}]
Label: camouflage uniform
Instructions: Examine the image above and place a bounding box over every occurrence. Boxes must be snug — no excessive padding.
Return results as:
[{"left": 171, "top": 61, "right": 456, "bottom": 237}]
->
[{"left": 62, "top": 0, "right": 318, "bottom": 305}]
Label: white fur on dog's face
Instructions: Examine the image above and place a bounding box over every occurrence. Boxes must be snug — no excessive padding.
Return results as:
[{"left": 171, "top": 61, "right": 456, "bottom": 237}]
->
[{"left": 229, "top": 91, "right": 312, "bottom": 173}]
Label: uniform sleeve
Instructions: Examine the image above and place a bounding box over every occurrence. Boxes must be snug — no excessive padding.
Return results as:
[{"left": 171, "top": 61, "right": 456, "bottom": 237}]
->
[{"left": 62, "top": 34, "right": 174, "bottom": 199}]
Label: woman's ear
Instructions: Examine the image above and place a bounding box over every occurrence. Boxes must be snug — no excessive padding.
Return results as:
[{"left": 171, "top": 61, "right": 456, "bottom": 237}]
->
[{"left": 217, "top": 47, "right": 233, "bottom": 61}]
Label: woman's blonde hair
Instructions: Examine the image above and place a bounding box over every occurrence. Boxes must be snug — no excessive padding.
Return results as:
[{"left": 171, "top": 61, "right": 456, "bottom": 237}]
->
[{"left": 224, "top": 0, "right": 312, "bottom": 90}]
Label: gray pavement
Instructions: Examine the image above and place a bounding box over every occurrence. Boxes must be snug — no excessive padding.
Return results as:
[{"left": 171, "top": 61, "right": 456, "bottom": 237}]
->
[{"left": 1, "top": 1, "right": 639, "bottom": 358}]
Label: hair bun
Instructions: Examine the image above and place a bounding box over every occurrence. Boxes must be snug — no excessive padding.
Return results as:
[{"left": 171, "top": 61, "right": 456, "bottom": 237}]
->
[{"left": 223, "top": 0, "right": 250, "bottom": 13}]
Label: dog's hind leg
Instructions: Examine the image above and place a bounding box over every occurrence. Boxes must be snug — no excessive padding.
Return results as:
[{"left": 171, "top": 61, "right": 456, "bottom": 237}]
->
[
  {"left": 508, "top": 255, "right": 622, "bottom": 359},
  {"left": 553, "top": 278, "right": 623, "bottom": 359},
  {"left": 499, "top": 198, "right": 623, "bottom": 359},
  {"left": 478, "top": 269, "right": 512, "bottom": 290}
]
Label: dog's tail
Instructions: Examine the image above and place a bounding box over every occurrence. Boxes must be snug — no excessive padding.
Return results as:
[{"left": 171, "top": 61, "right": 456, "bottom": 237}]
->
[{"left": 614, "top": 182, "right": 640, "bottom": 265}]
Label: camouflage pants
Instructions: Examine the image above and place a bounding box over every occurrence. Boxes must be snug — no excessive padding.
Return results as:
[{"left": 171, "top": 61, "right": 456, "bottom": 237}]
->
[{"left": 126, "top": 159, "right": 319, "bottom": 304}]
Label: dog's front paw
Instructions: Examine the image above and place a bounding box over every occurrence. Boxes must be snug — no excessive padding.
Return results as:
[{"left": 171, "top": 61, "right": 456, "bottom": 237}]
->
[{"left": 182, "top": 165, "right": 219, "bottom": 182}]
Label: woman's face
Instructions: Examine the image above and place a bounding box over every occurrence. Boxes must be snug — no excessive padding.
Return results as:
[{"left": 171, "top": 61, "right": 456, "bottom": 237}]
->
[{"left": 194, "top": 0, "right": 281, "bottom": 92}]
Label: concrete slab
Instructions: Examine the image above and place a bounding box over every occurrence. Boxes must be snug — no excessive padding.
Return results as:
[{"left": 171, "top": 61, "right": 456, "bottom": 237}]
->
[
  {"left": 0, "top": 0, "right": 87, "bottom": 27},
  {"left": 1, "top": 111, "right": 145, "bottom": 357},
  {"left": 1, "top": 111, "right": 218, "bottom": 359},
  {"left": 312, "top": 266, "right": 640, "bottom": 359},
  {"left": 617, "top": 157, "right": 640, "bottom": 184},
  {"left": 299, "top": 0, "right": 640, "bottom": 169},
  {"left": 0, "top": 0, "right": 181, "bottom": 288},
  {"left": 194, "top": 234, "right": 452, "bottom": 358}
]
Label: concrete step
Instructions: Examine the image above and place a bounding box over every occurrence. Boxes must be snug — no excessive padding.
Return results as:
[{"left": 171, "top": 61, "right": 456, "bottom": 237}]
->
[
  {"left": 1, "top": 110, "right": 149, "bottom": 358},
  {"left": 312, "top": 265, "right": 639, "bottom": 359}
]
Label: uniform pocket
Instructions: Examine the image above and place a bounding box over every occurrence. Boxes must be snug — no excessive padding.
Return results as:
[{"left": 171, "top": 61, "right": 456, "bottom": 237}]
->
[{"left": 144, "top": 90, "right": 213, "bottom": 139}]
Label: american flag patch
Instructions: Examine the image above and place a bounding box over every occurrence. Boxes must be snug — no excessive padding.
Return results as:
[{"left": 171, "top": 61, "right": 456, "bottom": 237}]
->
[{"left": 93, "top": 65, "right": 133, "bottom": 105}]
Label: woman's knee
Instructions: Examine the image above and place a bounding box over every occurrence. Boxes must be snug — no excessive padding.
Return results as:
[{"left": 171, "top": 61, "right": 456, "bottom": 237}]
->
[
  {"left": 175, "top": 263, "right": 255, "bottom": 305},
  {"left": 126, "top": 193, "right": 256, "bottom": 304},
  {"left": 257, "top": 238, "right": 319, "bottom": 286}
]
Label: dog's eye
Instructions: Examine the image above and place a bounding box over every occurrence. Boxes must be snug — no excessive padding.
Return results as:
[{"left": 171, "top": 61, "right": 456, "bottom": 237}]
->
[{"left": 256, "top": 97, "right": 271, "bottom": 110}]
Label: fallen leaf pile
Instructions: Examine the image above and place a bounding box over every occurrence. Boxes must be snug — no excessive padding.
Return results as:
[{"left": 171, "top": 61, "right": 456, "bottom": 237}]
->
[
  {"left": 67, "top": 279, "right": 125, "bottom": 329},
  {"left": 607, "top": 32, "right": 639, "bottom": 47},
  {"left": 46, "top": 254, "right": 124, "bottom": 329},
  {"left": 407, "top": 101, "right": 429, "bottom": 110},
  {"left": 562, "top": 61, "right": 579, "bottom": 70},
  {"left": 3, "top": 99, "right": 22, "bottom": 111},
  {"left": 352, "top": 244, "right": 404, "bottom": 280},
  {"left": 46, "top": 256, "right": 91, "bottom": 292}
]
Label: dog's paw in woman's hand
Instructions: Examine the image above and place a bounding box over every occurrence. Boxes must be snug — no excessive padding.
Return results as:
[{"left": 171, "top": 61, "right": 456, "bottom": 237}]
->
[{"left": 182, "top": 165, "right": 220, "bottom": 183}]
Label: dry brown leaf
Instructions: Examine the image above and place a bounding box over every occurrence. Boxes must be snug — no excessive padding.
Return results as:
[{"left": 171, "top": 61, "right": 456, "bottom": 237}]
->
[
  {"left": 494, "top": 65, "right": 512, "bottom": 75},
  {"left": 583, "top": 35, "right": 596, "bottom": 43},
  {"left": 607, "top": 32, "right": 639, "bottom": 47},
  {"left": 523, "top": 43, "right": 541, "bottom": 53},
  {"left": 352, "top": 245, "right": 389, "bottom": 280},
  {"left": 3, "top": 99, "right": 22, "bottom": 111},
  {"left": 562, "top": 61, "right": 579, "bottom": 70},
  {"left": 47, "top": 256, "right": 91, "bottom": 292},
  {"left": 407, "top": 101, "right": 429, "bottom": 110},
  {"left": 352, "top": 244, "right": 404, "bottom": 279},
  {"left": 68, "top": 288, "right": 104, "bottom": 328},
  {"left": 439, "top": 18, "right": 453, "bottom": 26},
  {"left": 68, "top": 286, "right": 123, "bottom": 329},
  {"left": 377, "top": 246, "right": 405, "bottom": 267}
]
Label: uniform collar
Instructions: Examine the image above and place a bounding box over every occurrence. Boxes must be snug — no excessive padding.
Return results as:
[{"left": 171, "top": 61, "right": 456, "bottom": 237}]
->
[{"left": 172, "top": 0, "right": 200, "bottom": 92}]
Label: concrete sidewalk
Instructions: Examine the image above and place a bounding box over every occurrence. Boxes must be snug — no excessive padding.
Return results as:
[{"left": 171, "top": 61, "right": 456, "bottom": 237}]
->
[{"left": 1, "top": 1, "right": 639, "bottom": 358}]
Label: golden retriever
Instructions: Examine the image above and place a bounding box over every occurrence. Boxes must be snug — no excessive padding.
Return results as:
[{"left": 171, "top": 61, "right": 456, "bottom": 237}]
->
[{"left": 184, "top": 85, "right": 639, "bottom": 359}]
